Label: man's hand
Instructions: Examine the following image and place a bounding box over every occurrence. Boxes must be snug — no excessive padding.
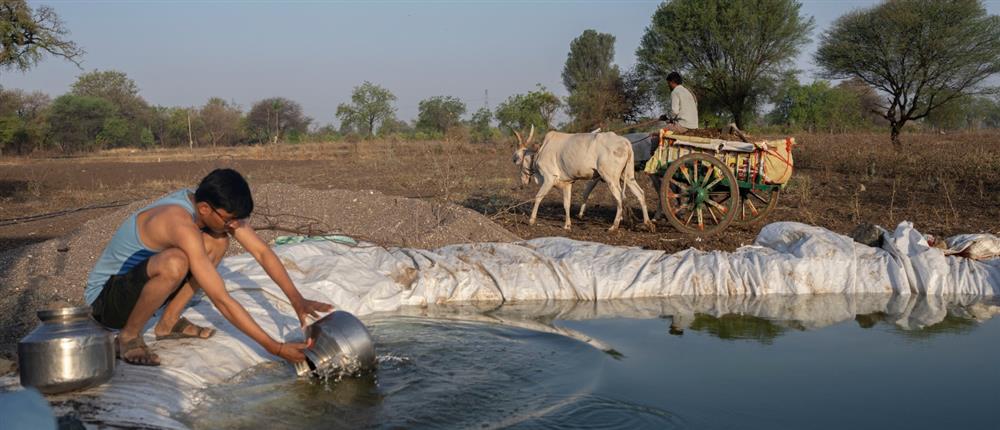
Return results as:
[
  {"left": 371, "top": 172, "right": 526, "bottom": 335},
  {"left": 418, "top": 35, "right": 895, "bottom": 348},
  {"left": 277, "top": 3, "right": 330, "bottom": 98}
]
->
[
  {"left": 294, "top": 298, "right": 335, "bottom": 329},
  {"left": 275, "top": 340, "right": 311, "bottom": 363}
]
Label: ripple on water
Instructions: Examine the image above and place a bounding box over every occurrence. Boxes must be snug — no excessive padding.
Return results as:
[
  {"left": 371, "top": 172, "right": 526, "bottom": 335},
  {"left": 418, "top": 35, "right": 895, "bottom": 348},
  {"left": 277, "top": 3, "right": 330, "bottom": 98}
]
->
[
  {"left": 522, "top": 396, "right": 684, "bottom": 429},
  {"left": 184, "top": 317, "right": 677, "bottom": 429}
]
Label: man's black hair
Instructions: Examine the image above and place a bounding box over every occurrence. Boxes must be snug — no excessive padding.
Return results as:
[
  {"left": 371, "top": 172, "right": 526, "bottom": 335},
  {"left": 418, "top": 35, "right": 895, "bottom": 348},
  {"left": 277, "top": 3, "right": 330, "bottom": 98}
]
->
[
  {"left": 667, "top": 72, "right": 683, "bottom": 85},
  {"left": 194, "top": 168, "right": 253, "bottom": 219}
]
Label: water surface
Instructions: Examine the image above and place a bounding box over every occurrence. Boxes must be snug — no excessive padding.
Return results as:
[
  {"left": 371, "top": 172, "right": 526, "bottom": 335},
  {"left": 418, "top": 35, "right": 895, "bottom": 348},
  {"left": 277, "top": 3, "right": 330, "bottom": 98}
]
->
[{"left": 185, "top": 294, "right": 1000, "bottom": 429}]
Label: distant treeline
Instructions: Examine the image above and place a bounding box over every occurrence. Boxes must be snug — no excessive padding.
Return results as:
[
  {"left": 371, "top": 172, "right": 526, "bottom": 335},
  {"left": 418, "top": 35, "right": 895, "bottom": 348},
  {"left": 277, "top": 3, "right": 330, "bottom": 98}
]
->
[
  {"left": 0, "top": 71, "right": 511, "bottom": 155},
  {"left": 3, "top": 69, "right": 997, "bottom": 156}
]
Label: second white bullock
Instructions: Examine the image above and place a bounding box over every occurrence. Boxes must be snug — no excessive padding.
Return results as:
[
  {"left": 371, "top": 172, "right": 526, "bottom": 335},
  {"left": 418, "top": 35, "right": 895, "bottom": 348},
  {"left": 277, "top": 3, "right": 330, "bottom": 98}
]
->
[{"left": 512, "top": 126, "right": 653, "bottom": 232}]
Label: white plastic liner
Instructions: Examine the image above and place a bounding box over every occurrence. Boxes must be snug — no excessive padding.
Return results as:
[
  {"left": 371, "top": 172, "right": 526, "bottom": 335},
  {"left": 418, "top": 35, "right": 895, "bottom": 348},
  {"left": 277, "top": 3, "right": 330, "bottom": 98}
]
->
[
  {"left": 224, "top": 221, "right": 998, "bottom": 312},
  {"left": 3, "top": 221, "right": 998, "bottom": 428}
]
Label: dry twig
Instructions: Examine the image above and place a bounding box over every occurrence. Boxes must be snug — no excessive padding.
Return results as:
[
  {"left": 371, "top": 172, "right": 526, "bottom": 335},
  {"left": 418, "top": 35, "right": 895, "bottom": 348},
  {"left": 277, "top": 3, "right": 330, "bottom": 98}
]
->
[
  {"left": 488, "top": 199, "right": 535, "bottom": 220},
  {"left": 0, "top": 200, "right": 136, "bottom": 227}
]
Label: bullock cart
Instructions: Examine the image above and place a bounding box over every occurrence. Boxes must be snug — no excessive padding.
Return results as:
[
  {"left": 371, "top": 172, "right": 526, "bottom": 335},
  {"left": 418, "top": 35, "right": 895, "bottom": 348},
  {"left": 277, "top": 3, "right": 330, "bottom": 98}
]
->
[{"left": 643, "top": 130, "right": 795, "bottom": 236}]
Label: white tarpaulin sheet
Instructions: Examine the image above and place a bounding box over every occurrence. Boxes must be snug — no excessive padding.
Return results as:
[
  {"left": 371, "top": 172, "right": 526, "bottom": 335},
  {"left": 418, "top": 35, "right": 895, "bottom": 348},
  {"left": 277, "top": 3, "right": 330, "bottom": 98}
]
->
[
  {"left": 223, "top": 221, "right": 998, "bottom": 312},
  {"left": 3, "top": 221, "right": 998, "bottom": 428}
]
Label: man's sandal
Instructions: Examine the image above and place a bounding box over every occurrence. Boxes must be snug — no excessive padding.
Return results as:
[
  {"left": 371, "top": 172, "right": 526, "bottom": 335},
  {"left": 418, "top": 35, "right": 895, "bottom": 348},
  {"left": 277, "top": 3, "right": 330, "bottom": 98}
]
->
[
  {"left": 118, "top": 336, "right": 160, "bottom": 366},
  {"left": 155, "top": 317, "right": 216, "bottom": 341}
]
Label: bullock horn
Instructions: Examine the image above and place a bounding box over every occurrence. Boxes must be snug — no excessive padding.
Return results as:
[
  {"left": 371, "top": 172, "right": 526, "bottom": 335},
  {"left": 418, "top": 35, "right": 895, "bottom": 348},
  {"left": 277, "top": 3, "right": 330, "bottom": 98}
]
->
[
  {"left": 512, "top": 128, "right": 524, "bottom": 147},
  {"left": 526, "top": 124, "right": 535, "bottom": 144}
]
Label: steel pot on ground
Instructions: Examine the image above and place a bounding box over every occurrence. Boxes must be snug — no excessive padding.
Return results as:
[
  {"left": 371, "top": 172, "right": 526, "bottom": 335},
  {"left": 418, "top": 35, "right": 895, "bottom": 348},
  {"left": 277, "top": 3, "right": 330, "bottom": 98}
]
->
[{"left": 18, "top": 306, "right": 116, "bottom": 394}]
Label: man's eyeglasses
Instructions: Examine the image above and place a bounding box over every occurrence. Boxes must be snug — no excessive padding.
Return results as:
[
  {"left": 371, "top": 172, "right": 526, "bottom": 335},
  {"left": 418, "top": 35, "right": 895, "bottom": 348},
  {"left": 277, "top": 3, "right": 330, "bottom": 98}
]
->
[{"left": 208, "top": 204, "right": 241, "bottom": 226}]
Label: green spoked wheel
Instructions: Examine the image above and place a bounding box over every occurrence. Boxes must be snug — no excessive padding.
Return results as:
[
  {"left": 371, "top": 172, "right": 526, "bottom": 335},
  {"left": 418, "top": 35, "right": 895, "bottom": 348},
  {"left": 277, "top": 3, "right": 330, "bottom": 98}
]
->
[
  {"left": 734, "top": 188, "right": 780, "bottom": 225},
  {"left": 659, "top": 153, "right": 739, "bottom": 236}
]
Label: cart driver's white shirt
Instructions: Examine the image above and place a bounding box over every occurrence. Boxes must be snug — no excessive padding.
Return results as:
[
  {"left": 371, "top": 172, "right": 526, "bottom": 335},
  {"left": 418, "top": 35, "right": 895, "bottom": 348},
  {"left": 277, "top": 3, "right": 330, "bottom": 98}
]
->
[{"left": 670, "top": 85, "right": 698, "bottom": 129}]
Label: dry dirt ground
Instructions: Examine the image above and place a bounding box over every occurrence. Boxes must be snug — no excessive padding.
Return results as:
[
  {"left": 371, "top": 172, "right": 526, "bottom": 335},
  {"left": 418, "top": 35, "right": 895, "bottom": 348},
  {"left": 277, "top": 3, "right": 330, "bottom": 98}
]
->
[{"left": 1, "top": 132, "right": 998, "bottom": 359}]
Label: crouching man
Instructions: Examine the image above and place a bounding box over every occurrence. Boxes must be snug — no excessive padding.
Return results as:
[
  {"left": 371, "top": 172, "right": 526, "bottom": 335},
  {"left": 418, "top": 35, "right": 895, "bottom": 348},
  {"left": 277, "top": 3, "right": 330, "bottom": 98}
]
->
[{"left": 85, "top": 168, "right": 333, "bottom": 366}]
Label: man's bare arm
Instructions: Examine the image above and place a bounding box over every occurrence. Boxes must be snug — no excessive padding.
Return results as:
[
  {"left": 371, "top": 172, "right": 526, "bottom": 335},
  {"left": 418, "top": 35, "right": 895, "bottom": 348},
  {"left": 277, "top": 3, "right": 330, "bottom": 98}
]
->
[{"left": 231, "top": 222, "right": 333, "bottom": 327}]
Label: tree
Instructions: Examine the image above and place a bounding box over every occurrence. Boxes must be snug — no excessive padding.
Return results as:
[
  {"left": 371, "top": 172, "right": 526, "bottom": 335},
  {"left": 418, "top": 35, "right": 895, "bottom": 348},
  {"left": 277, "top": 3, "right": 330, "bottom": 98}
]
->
[
  {"left": 636, "top": 0, "right": 813, "bottom": 128},
  {"left": 621, "top": 66, "right": 656, "bottom": 124},
  {"left": 96, "top": 116, "right": 132, "bottom": 149},
  {"left": 377, "top": 116, "right": 411, "bottom": 138},
  {"left": 562, "top": 30, "right": 627, "bottom": 131},
  {"left": 836, "top": 77, "right": 886, "bottom": 128},
  {"left": 984, "top": 96, "right": 1000, "bottom": 129},
  {"left": 337, "top": 118, "right": 357, "bottom": 136},
  {"left": 198, "top": 98, "right": 242, "bottom": 147},
  {"left": 567, "top": 76, "right": 629, "bottom": 132},
  {"left": 0, "top": 87, "right": 50, "bottom": 154},
  {"left": 247, "top": 97, "right": 311, "bottom": 144},
  {"left": 149, "top": 106, "right": 191, "bottom": 148},
  {"left": 766, "top": 79, "right": 865, "bottom": 133},
  {"left": 974, "top": 96, "right": 1000, "bottom": 129},
  {"left": 815, "top": 0, "right": 1000, "bottom": 148},
  {"left": 468, "top": 107, "right": 497, "bottom": 143},
  {"left": 924, "top": 94, "right": 1000, "bottom": 130},
  {"left": 562, "top": 30, "right": 619, "bottom": 94},
  {"left": 46, "top": 94, "right": 117, "bottom": 152},
  {"left": 310, "top": 124, "right": 339, "bottom": 142},
  {"left": 416, "top": 96, "right": 466, "bottom": 134},
  {"left": 0, "top": 87, "right": 49, "bottom": 119},
  {"left": 335, "top": 81, "right": 396, "bottom": 137},
  {"left": 0, "top": 1, "right": 83, "bottom": 74},
  {"left": 494, "top": 84, "right": 562, "bottom": 134},
  {"left": 70, "top": 70, "right": 152, "bottom": 147},
  {"left": 70, "top": 70, "right": 148, "bottom": 121}
]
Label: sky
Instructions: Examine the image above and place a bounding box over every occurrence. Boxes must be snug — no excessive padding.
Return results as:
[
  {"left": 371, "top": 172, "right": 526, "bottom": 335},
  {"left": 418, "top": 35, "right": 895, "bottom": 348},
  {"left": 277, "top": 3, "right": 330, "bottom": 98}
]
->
[{"left": 2, "top": 0, "right": 999, "bottom": 127}]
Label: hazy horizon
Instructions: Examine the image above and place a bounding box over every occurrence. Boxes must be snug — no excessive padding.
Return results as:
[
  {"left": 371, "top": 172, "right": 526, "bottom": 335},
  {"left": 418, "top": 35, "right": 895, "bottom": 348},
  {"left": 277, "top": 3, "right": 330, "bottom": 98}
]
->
[{"left": 3, "top": 0, "right": 998, "bottom": 128}]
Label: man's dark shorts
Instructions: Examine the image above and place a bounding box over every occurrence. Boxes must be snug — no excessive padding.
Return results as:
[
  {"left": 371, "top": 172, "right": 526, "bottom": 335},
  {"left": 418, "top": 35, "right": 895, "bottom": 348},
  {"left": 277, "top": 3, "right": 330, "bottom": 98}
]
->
[{"left": 90, "top": 258, "right": 191, "bottom": 329}]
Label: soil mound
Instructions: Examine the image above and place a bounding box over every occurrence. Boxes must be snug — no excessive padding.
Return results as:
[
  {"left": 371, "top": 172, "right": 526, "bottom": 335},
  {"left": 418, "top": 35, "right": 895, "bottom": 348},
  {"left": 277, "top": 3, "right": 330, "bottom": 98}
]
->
[{"left": 0, "top": 183, "right": 519, "bottom": 359}]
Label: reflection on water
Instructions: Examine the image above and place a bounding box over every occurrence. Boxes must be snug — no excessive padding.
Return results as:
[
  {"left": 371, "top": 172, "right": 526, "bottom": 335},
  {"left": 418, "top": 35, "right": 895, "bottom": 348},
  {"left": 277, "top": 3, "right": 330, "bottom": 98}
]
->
[
  {"left": 685, "top": 313, "right": 795, "bottom": 343},
  {"left": 681, "top": 310, "right": 981, "bottom": 343},
  {"left": 186, "top": 294, "right": 1000, "bottom": 429}
]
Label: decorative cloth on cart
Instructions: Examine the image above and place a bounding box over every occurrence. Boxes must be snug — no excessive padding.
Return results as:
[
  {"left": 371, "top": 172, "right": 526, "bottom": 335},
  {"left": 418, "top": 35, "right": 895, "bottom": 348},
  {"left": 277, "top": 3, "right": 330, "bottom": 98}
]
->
[
  {"left": 644, "top": 129, "right": 795, "bottom": 185},
  {"left": 760, "top": 138, "right": 794, "bottom": 184}
]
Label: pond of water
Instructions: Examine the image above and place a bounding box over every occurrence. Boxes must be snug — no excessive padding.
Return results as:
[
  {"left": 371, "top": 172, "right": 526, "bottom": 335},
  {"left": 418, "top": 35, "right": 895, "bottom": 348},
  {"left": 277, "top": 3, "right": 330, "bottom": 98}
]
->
[{"left": 184, "top": 295, "right": 1000, "bottom": 429}]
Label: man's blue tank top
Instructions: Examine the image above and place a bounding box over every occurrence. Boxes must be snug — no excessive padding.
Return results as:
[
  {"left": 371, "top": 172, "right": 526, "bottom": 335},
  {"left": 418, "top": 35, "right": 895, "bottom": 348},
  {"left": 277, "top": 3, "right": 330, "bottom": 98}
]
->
[{"left": 85, "top": 189, "right": 196, "bottom": 305}]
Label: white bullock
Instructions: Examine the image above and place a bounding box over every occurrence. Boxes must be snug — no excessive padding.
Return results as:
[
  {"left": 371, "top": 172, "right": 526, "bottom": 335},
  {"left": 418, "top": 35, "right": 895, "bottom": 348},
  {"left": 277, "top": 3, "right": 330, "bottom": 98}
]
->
[
  {"left": 578, "top": 132, "right": 665, "bottom": 222},
  {"left": 512, "top": 126, "right": 653, "bottom": 232}
]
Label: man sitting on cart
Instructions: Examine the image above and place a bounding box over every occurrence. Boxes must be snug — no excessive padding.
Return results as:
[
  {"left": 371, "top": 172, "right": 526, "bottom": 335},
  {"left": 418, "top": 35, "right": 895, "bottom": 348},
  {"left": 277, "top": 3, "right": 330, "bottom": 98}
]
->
[{"left": 658, "top": 71, "right": 698, "bottom": 133}]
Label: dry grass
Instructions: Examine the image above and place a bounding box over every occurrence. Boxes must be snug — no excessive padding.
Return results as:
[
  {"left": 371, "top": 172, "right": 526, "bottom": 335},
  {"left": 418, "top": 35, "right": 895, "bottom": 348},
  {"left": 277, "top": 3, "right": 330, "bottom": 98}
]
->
[
  {"left": 1, "top": 131, "right": 998, "bottom": 253},
  {"left": 795, "top": 131, "right": 1000, "bottom": 194},
  {"left": 772, "top": 131, "right": 1000, "bottom": 235}
]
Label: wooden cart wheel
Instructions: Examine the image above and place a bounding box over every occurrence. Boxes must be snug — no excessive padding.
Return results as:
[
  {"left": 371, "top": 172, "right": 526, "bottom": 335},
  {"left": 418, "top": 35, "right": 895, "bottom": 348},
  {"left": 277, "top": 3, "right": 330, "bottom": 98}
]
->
[
  {"left": 734, "top": 189, "right": 780, "bottom": 225},
  {"left": 659, "top": 153, "right": 739, "bottom": 236}
]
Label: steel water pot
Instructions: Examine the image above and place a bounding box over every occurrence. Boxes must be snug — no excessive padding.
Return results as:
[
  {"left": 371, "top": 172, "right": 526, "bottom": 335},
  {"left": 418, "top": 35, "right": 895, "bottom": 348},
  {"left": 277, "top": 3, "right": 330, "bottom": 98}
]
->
[
  {"left": 17, "top": 306, "right": 116, "bottom": 394},
  {"left": 299, "top": 311, "right": 375, "bottom": 376}
]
